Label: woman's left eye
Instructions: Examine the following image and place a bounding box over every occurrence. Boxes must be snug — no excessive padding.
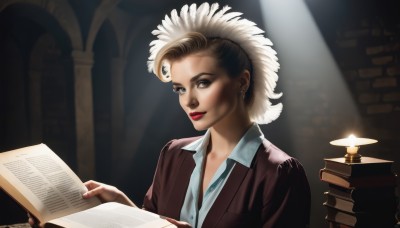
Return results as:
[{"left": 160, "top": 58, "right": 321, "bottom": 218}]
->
[{"left": 197, "top": 80, "right": 211, "bottom": 88}]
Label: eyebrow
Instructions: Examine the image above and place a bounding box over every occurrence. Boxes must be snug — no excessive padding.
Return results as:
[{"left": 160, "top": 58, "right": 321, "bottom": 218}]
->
[{"left": 172, "top": 73, "right": 215, "bottom": 86}]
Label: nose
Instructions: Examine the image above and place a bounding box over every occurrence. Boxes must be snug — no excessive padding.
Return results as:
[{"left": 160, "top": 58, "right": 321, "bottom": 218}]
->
[{"left": 182, "top": 89, "right": 199, "bottom": 109}]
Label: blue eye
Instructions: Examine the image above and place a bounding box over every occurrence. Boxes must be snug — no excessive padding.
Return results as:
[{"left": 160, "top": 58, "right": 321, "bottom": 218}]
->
[{"left": 172, "top": 87, "right": 186, "bottom": 95}]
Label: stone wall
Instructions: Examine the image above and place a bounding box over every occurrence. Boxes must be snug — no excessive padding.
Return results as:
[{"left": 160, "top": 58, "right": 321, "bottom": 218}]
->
[{"left": 335, "top": 16, "right": 400, "bottom": 158}]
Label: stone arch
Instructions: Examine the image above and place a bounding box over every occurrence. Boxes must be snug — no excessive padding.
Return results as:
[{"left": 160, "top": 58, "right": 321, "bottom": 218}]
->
[
  {"left": 29, "top": 32, "right": 77, "bottom": 169},
  {"left": 0, "top": 0, "right": 83, "bottom": 50},
  {"left": 91, "top": 18, "right": 121, "bottom": 181},
  {"left": 1, "top": 3, "right": 71, "bottom": 54},
  {"left": 86, "top": 0, "right": 120, "bottom": 54},
  {"left": 0, "top": 25, "right": 29, "bottom": 150}
]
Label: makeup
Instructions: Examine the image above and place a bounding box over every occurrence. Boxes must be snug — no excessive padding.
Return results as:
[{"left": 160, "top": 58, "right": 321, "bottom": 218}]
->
[{"left": 189, "top": 112, "right": 206, "bottom": 120}]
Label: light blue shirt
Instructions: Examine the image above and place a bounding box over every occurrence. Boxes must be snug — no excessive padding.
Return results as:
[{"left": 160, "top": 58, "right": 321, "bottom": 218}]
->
[{"left": 179, "top": 123, "right": 264, "bottom": 228}]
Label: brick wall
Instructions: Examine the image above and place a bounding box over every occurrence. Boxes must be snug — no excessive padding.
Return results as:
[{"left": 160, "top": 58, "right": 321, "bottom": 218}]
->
[
  {"left": 334, "top": 16, "right": 400, "bottom": 169},
  {"left": 310, "top": 2, "right": 400, "bottom": 225}
]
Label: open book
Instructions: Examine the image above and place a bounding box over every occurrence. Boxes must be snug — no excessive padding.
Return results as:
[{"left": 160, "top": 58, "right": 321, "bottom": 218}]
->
[{"left": 0, "top": 144, "right": 174, "bottom": 228}]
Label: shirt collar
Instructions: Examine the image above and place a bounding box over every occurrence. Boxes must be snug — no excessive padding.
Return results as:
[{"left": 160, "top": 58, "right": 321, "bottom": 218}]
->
[{"left": 182, "top": 123, "right": 264, "bottom": 168}]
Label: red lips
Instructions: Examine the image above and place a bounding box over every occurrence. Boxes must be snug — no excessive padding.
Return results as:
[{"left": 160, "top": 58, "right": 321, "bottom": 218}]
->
[{"left": 189, "top": 112, "right": 206, "bottom": 120}]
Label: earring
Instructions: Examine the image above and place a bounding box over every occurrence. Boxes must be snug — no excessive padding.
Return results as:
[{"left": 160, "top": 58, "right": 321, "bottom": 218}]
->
[{"left": 241, "top": 89, "right": 247, "bottom": 99}]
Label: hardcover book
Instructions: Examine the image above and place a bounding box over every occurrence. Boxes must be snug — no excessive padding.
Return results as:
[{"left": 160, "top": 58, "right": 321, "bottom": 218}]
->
[
  {"left": 323, "top": 157, "right": 393, "bottom": 177},
  {"left": 319, "top": 169, "right": 397, "bottom": 189},
  {"left": 327, "top": 183, "right": 396, "bottom": 202},
  {"left": 0, "top": 144, "right": 175, "bottom": 228},
  {"left": 323, "top": 191, "right": 397, "bottom": 213},
  {"left": 324, "top": 204, "right": 397, "bottom": 227}
]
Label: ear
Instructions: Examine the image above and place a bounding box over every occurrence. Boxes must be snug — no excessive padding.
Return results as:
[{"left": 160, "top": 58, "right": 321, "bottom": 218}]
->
[{"left": 238, "top": 70, "right": 251, "bottom": 91}]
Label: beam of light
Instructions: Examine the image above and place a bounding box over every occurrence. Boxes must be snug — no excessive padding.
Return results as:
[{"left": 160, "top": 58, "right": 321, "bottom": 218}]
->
[
  {"left": 259, "top": 0, "right": 362, "bottom": 154},
  {"left": 259, "top": 1, "right": 362, "bottom": 227}
]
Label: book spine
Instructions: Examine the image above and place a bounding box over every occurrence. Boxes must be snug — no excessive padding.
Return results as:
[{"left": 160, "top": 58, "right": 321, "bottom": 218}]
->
[
  {"left": 324, "top": 158, "right": 394, "bottom": 178},
  {"left": 324, "top": 193, "right": 398, "bottom": 213},
  {"left": 320, "top": 169, "right": 397, "bottom": 188},
  {"left": 327, "top": 184, "right": 397, "bottom": 202},
  {"left": 325, "top": 204, "right": 398, "bottom": 227}
]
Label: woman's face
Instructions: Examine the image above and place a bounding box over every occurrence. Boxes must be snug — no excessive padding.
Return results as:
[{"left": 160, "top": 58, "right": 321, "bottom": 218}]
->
[{"left": 170, "top": 52, "right": 243, "bottom": 131}]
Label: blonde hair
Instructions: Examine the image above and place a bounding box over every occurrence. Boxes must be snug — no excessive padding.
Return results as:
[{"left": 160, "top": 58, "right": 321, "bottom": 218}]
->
[
  {"left": 154, "top": 32, "right": 207, "bottom": 80},
  {"left": 153, "top": 32, "right": 254, "bottom": 105}
]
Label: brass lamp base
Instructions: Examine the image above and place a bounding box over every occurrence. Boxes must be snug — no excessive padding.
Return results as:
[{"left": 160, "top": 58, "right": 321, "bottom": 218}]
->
[{"left": 345, "top": 153, "right": 362, "bottom": 163}]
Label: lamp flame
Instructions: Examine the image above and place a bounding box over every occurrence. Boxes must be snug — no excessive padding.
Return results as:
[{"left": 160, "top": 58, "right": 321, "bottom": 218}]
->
[
  {"left": 330, "top": 134, "right": 377, "bottom": 163},
  {"left": 348, "top": 134, "right": 356, "bottom": 148}
]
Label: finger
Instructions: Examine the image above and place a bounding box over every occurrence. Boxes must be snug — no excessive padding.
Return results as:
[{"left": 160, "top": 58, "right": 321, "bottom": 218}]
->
[
  {"left": 28, "top": 218, "right": 38, "bottom": 227},
  {"left": 28, "top": 217, "right": 34, "bottom": 226},
  {"left": 82, "top": 180, "right": 103, "bottom": 198},
  {"left": 82, "top": 185, "right": 105, "bottom": 199},
  {"left": 164, "top": 217, "right": 179, "bottom": 226},
  {"left": 27, "top": 212, "right": 40, "bottom": 227},
  {"left": 84, "top": 180, "right": 100, "bottom": 190},
  {"left": 164, "top": 217, "right": 191, "bottom": 227},
  {"left": 164, "top": 217, "right": 176, "bottom": 223}
]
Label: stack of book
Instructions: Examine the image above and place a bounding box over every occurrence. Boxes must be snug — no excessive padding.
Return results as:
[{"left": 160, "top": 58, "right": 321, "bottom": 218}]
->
[{"left": 320, "top": 156, "right": 398, "bottom": 227}]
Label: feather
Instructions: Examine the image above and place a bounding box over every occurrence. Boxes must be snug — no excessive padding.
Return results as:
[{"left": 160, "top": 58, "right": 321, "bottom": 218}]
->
[{"left": 147, "top": 2, "right": 282, "bottom": 124}]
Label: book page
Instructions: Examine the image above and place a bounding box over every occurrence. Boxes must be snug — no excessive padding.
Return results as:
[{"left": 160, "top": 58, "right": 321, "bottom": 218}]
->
[
  {"left": 47, "top": 202, "right": 176, "bottom": 228},
  {"left": 0, "top": 144, "right": 100, "bottom": 222}
]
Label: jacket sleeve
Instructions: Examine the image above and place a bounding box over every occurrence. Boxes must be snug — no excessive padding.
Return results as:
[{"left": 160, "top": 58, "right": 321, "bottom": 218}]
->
[
  {"left": 261, "top": 158, "right": 311, "bottom": 228},
  {"left": 142, "top": 140, "right": 175, "bottom": 213}
]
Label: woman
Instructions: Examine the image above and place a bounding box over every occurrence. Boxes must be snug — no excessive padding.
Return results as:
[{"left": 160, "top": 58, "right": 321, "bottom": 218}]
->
[{"left": 31, "top": 2, "right": 311, "bottom": 227}]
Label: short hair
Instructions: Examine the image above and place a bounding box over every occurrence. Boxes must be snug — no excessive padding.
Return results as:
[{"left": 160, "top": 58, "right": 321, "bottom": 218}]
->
[{"left": 154, "top": 32, "right": 254, "bottom": 106}]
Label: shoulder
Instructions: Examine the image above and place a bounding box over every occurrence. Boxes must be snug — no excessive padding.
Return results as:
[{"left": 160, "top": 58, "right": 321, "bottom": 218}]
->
[
  {"left": 158, "top": 136, "right": 201, "bottom": 159},
  {"left": 153, "top": 137, "right": 200, "bottom": 176},
  {"left": 253, "top": 138, "right": 305, "bottom": 173},
  {"left": 165, "top": 136, "right": 201, "bottom": 151},
  {"left": 253, "top": 139, "right": 310, "bottom": 198}
]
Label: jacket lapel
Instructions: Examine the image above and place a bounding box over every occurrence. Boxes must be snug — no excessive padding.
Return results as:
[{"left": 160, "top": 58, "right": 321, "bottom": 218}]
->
[
  {"left": 164, "top": 150, "right": 195, "bottom": 219},
  {"left": 202, "top": 163, "right": 250, "bottom": 227}
]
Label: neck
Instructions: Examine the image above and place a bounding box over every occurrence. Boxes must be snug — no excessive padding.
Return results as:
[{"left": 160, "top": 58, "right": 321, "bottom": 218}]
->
[{"left": 208, "top": 116, "right": 253, "bottom": 157}]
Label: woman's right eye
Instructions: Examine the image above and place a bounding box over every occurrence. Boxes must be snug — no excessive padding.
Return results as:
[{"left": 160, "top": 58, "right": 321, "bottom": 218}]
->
[{"left": 172, "top": 87, "right": 186, "bottom": 95}]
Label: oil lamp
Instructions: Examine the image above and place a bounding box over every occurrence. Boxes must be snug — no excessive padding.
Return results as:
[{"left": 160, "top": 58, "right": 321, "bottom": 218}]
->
[{"left": 330, "top": 134, "right": 377, "bottom": 163}]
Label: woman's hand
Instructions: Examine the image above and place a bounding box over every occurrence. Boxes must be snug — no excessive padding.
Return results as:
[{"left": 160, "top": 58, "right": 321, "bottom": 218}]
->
[
  {"left": 27, "top": 212, "right": 41, "bottom": 228},
  {"left": 164, "top": 217, "right": 192, "bottom": 228},
  {"left": 83, "top": 180, "right": 137, "bottom": 207}
]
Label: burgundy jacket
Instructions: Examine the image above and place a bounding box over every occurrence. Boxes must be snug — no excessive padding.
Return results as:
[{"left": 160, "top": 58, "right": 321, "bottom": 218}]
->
[{"left": 143, "top": 137, "right": 311, "bottom": 228}]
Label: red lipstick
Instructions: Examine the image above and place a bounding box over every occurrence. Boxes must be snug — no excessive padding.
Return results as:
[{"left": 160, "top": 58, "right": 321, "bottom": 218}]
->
[{"left": 189, "top": 112, "right": 206, "bottom": 121}]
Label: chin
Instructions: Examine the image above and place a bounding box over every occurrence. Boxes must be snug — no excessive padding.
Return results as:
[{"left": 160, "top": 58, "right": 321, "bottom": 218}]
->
[{"left": 191, "top": 122, "right": 209, "bottom": 131}]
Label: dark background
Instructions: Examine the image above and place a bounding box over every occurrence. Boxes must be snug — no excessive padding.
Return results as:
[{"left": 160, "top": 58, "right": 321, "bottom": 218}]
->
[{"left": 1, "top": 0, "right": 399, "bottom": 227}]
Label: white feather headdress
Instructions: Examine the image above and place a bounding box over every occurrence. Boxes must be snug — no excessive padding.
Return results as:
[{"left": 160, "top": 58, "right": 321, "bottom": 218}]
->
[{"left": 147, "top": 2, "right": 282, "bottom": 124}]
